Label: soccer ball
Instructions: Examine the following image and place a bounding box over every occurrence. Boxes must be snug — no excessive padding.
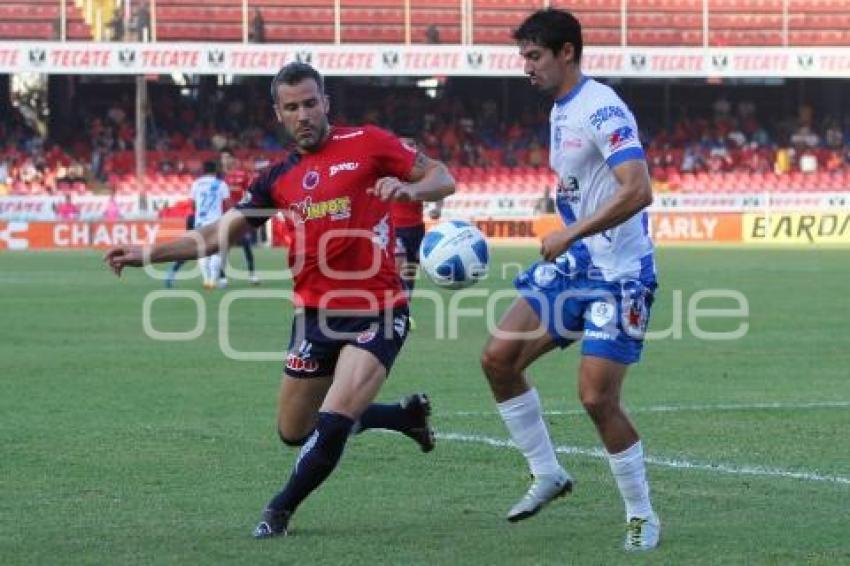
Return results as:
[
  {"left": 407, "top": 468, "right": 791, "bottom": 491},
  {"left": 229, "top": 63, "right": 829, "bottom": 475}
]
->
[{"left": 419, "top": 220, "right": 489, "bottom": 289}]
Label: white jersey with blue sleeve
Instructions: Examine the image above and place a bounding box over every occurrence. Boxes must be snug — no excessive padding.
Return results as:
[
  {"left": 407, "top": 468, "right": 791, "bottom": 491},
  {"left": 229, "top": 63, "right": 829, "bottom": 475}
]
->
[
  {"left": 549, "top": 76, "right": 656, "bottom": 284},
  {"left": 191, "top": 175, "right": 230, "bottom": 228}
]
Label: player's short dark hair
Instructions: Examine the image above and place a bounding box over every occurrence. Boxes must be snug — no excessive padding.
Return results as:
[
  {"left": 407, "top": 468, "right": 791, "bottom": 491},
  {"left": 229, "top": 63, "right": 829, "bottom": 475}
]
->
[
  {"left": 270, "top": 62, "right": 325, "bottom": 103},
  {"left": 203, "top": 160, "right": 218, "bottom": 174},
  {"left": 513, "top": 9, "right": 583, "bottom": 63}
]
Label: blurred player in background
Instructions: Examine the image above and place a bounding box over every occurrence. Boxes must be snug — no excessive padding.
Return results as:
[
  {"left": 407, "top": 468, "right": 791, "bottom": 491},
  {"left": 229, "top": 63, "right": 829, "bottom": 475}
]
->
[
  {"left": 192, "top": 160, "right": 230, "bottom": 289},
  {"left": 479, "top": 9, "right": 660, "bottom": 550},
  {"left": 391, "top": 134, "right": 444, "bottom": 327},
  {"left": 220, "top": 148, "right": 260, "bottom": 286},
  {"left": 104, "top": 62, "right": 455, "bottom": 539}
]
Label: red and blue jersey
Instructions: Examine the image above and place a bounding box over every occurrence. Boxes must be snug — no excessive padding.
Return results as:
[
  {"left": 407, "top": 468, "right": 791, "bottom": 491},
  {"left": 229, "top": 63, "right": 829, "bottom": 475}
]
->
[
  {"left": 224, "top": 169, "right": 252, "bottom": 205},
  {"left": 237, "top": 125, "right": 417, "bottom": 311}
]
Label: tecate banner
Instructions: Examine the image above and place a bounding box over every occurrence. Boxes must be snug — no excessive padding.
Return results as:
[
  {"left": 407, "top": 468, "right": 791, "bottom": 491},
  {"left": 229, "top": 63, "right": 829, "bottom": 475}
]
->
[{"left": 3, "top": 43, "right": 850, "bottom": 78}]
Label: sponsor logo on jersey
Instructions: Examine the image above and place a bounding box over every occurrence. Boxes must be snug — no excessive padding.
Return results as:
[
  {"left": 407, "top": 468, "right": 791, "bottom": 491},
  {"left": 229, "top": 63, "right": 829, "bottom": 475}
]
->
[
  {"left": 624, "top": 295, "right": 649, "bottom": 336},
  {"left": 556, "top": 176, "right": 580, "bottom": 204},
  {"left": 562, "top": 137, "right": 583, "bottom": 150},
  {"left": 532, "top": 264, "right": 558, "bottom": 287},
  {"left": 401, "top": 140, "right": 417, "bottom": 154},
  {"left": 302, "top": 170, "right": 320, "bottom": 191},
  {"left": 555, "top": 126, "right": 584, "bottom": 149},
  {"left": 290, "top": 196, "right": 352, "bottom": 223},
  {"left": 393, "top": 315, "right": 408, "bottom": 337},
  {"left": 608, "top": 126, "right": 635, "bottom": 151},
  {"left": 589, "top": 105, "right": 626, "bottom": 130},
  {"left": 329, "top": 161, "right": 359, "bottom": 177},
  {"left": 332, "top": 130, "right": 364, "bottom": 140},
  {"left": 286, "top": 353, "right": 319, "bottom": 373},
  {"left": 372, "top": 214, "right": 391, "bottom": 251},
  {"left": 589, "top": 301, "right": 615, "bottom": 327},
  {"left": 584, "top": 329, "right": 613, "bottom": 340},
  {"left": 356, "top": 329, "right": 377, "bottom": 344}
]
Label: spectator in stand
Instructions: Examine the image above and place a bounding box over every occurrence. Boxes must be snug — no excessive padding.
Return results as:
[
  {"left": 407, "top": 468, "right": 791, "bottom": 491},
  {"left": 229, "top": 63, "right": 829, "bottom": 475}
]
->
[
  {"left": 825, "top": 150, "right": 843, "bottom": 173},
  {"left": 825, "top": 121, "right": 844, "bottom": 150},
  {"left": 108, "top": 9, "right": 124, "bottom": 41},
  {"left": 774, "top": 146, "right": 793, "bottom": 175},
  {"left": 426, "top": 24, "right": 440, "bottom": 44},
  {"left": 528, "top": 140, "right": 545, "bottom": 168},
  {"left": 791, "top": 126, "right": 820, "bottom": 149},
  {"left": 55, "top": 194, "right": 80, "bottom": 220},
  {"left": 250, "top": 8, "right": 266, "bottom": 43},
  {"left": 132, "top": 3, "right": 151, "bottom": 42},
  {"left": 799, "top": 150, "right": 818, "bottom": 174},
  {"left": 681, "top": 144, "right": 704, "bottom": 173}
]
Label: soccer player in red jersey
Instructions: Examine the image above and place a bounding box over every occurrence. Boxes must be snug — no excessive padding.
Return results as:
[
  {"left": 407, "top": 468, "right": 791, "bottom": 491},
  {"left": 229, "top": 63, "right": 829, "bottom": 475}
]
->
[
  {"left": 103, "top": 62, "right": 455, "bottom": 538},
  {"left": 219, "top": 148, "right": 260, "bottom": 286}
]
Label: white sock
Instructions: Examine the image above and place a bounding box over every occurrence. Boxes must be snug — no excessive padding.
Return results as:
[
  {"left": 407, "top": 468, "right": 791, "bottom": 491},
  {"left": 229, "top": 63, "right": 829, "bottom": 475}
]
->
[
  {"left": 210, "top": 253, "right": 223, "bottom": 280},
  {"left": 608, "top": 440, "right": 654, "bottom": 520},
  {"left": 497, "top": 388, "right": 563, "bottom": 477},
  {"left": 199, "top": 256, "right": 211, "bottom": 284}
]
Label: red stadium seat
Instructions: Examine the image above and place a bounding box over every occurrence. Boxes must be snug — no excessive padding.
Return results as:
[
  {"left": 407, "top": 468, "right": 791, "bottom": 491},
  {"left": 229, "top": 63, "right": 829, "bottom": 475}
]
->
[{"left": 709, "top": 0, "right": 784, "bottom": 12}]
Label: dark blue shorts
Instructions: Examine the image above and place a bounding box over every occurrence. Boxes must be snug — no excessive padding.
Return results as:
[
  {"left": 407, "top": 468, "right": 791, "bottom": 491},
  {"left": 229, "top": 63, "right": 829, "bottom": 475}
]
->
[
  {"left": 395, "top": 224, "right": 426, "bottom": 264},
  {"left": 284, "top": 307, "right": 410, "bottom": 378}
]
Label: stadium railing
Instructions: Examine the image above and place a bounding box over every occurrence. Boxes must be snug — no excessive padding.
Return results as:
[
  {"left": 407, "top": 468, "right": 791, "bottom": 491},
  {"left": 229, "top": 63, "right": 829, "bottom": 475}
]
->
[{"left": 3, "top": 0, "right": 850, "bottom": 46}]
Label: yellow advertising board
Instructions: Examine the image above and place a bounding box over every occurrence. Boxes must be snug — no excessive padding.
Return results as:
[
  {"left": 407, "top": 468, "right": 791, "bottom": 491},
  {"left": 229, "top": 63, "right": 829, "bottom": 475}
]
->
[{"left": 743, "top": 213, "right": 850, "bottom": 244}]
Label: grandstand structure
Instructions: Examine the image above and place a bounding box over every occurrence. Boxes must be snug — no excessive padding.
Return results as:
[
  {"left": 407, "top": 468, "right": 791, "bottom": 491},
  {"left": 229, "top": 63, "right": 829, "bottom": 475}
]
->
[
  {"left": 2, "top": 0, "right": 850, "bottom": 45},
  {"left": 1, "top": 0, "right": 849, "bottom": 231}
]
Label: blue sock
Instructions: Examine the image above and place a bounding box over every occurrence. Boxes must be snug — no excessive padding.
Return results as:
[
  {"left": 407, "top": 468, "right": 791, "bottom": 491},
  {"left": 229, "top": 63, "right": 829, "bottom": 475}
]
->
[
  {"left": 243, "top": 241, "right": 255, "bottom": 272},
  {"left": 267, "top": 412, "right": 353, "bottom": 514},
  {"left": 168, "top": 260, "right": 185, "bottom": 276},
  {"left": 356, "top": 402, "right": 415, "bottom": 433}
]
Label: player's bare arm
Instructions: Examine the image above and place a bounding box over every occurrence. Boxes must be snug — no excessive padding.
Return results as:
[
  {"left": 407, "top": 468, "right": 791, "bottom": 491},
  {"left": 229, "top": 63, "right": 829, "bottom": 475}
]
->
[
  {"left": 541, "top": 160, "right": 652, "bottom": 261},
  {"left": 369, "top": 152, "right": 455, "bottom": 202},
  {"left": 428, "top": 198, "right": 444, "bottom": 220},
  {"left": 103, "top": 209, "right": 252, "bottom": 276}
]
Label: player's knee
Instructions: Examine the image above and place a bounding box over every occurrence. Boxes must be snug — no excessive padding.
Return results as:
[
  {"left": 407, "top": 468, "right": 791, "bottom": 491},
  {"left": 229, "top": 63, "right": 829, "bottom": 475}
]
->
[
  {"left": 480, "top": 343, "right": 514, "bottom": 378},
  {"left": 580, "top": 390, "right": 617, "bottom": 421},
  {"left": 278, "top": 427, "right": 312, "bottom": 447}
]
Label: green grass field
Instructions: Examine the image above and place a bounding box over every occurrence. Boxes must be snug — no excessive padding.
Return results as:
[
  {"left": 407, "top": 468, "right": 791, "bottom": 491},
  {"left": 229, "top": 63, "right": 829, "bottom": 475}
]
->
[{"left": 1, "top": 246, "right": 849, "bottom": 565}]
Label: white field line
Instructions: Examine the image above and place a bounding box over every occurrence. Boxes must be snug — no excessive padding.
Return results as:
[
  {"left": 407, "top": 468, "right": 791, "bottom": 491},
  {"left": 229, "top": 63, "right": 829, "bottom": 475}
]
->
[
  {"left": 443, "top": 400, "right": 850, "bottom": 418},
  {"left": 436, "top": 432, "right": 850, "bottom": 486}
]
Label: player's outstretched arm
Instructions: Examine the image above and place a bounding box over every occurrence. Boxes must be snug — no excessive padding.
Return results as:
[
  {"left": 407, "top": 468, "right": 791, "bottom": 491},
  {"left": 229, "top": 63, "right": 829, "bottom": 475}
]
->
[
  {"left": 369, "top": 152, "right": 456, "bottom": 203},
  {"left": 103, "top": 209, "right": 252, "bottom": 277},
  {"left": 540, "top": 160, "right": 653, "bottom": 261}
]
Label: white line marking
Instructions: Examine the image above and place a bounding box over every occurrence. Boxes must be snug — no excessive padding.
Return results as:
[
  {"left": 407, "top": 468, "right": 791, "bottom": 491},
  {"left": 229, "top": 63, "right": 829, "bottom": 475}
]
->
[
  {"left": 436, "top": 432, "right": 850, "bottom": 486},
  {"left": 443, "top": 400, "right": 850, "bottom": 418}
]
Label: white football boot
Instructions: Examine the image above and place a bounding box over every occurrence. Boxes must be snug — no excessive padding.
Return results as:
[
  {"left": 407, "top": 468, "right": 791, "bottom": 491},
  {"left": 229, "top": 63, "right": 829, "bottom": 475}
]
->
[
  {"left": 624, "top": 513, "right": 661, "bottom": 551},
  {"left": 507, "top": 468, "right": 573, "bottom": 522}
]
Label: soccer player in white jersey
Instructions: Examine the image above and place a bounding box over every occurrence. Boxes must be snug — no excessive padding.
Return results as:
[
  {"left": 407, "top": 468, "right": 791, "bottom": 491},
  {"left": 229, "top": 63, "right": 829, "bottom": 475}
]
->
[
  {"left": 479, "top": 9, "right": 660, "bottom": 550},
  {"left": 191, "top": 161, "right": 230, "bottom": 289}
]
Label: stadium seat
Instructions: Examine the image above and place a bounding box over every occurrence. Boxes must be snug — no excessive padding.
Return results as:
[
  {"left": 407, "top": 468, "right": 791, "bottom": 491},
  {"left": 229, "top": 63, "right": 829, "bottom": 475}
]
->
[{"left": 709, "top": 0, "right": 784, "bottom": 12}]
